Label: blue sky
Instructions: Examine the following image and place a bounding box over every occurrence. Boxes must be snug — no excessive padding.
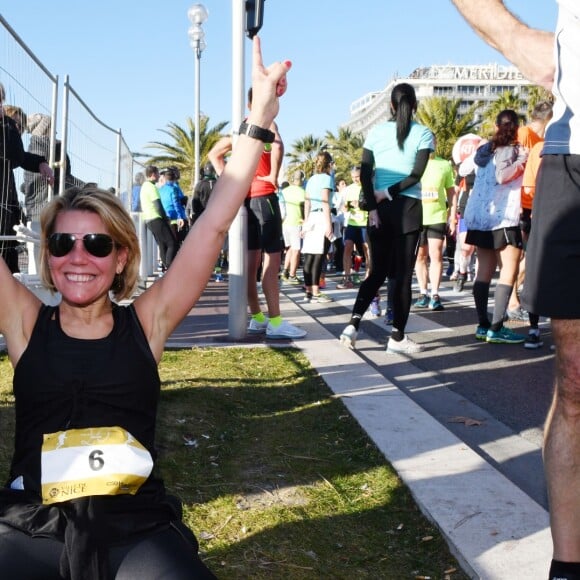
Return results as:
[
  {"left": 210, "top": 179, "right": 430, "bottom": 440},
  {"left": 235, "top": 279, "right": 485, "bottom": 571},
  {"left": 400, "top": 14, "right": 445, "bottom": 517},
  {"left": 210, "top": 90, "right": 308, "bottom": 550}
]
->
[{"left": 2, "top": 1, "right": 558, "bottom": 159}]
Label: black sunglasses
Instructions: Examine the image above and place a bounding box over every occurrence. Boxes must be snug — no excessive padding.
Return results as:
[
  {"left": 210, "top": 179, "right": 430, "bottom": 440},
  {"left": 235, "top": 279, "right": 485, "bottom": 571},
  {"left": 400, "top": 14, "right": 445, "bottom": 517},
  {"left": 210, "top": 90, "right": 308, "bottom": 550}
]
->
[{"left": 47, "top": 233, "right": 115, "bottom": 258}]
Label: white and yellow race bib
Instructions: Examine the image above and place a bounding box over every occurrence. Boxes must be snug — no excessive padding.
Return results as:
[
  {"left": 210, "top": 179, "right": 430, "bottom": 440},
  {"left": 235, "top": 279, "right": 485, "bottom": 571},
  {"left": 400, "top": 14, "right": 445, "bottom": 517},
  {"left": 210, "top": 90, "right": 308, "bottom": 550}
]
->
[
  {"left": 421, "top": 189, "right": 439, "bottom": 203},
  {"left": 41, "top": 426, "right": 153, "bottom": 505}
]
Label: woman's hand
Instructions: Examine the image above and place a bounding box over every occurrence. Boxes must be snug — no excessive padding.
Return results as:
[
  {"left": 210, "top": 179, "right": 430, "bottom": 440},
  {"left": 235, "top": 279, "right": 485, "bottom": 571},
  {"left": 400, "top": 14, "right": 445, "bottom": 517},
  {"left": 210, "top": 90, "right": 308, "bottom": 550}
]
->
[
  {"left": 368, "top": 209, "right": 381, "bottom": 228},
  {"left": 246, "top": 37, "right": 292, "bottom": 130}
]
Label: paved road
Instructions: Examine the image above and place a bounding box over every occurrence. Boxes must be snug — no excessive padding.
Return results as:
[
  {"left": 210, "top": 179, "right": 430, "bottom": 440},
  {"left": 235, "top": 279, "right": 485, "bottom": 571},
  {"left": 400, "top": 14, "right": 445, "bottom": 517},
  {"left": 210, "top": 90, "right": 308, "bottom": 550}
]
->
[{"left": 278, "top": 270, "right": 554, "bottom": 509}]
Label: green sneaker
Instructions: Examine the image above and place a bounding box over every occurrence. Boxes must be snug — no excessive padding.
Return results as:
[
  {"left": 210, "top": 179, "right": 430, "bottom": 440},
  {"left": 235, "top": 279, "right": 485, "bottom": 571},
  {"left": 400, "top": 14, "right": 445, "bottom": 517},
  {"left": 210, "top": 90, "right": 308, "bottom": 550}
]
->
[
  {"left": 486, "top": 326, "right": 526, "bottom": 344},
  {"left": 414, "top": 294, "right": 429, "bottom": 308},
  {"left": 475, "top": 326, "right": 489, "bottom": 341}
]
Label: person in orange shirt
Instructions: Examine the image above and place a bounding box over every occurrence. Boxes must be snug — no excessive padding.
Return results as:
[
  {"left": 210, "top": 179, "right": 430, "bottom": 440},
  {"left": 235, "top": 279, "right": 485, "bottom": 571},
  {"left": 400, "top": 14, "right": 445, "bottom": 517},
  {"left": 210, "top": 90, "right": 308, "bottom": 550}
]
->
[
  {"left": 520, "top": 140, "right": 546, "bottom": 349},
  {"left": 506, "top": 101, "right": 553, "bottom": 320}
]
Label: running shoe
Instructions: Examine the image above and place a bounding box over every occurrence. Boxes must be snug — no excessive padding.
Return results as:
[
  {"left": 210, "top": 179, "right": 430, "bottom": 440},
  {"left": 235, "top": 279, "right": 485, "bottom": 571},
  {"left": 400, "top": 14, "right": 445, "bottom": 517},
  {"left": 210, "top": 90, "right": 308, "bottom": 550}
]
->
[
  {"left": 266, "top": 320, "right": 307, "bottom": 339},
  {"left": 247, "top": 317, "right": 269, "bottom": 334},
  {"left": 303, "top": 293, "right": 313, "bottom": 303},
  {"left": 429, "top": 294, "right": 444, "bottom": 311},
  {"left": 454, "top": 272, "right": 467, "bottom": 293},
  {"left": 524, "top": 331, "right": 544, "bottom": 349},
  {"left": 351, "top": 273, "right": 361, "bottom": 285},
  {"left": 319, "top": 275, "right": 327, "bottom": 290},
  {"left": 286, "top": 275, "right": 302, "bottom": 285},
  {"left": 386, "top": 335, "right": 422, "bottom": 354},
  {"left": 384, "top": 307, "right": 394, "bottom": 326},
  {"left": 486, "top": 326, "right": 526, "bottom": 344},
  {"left": 339, "top": 324, "right": 357, "bottom": 348},
  {"left": 312, "top": 293, "right": 333, "bottom": 303},
  {"left": 475, "top": 326, "right": 489, "bottom": 341},
  {"left": 414, "top": 294, "right": 429, "bottom": 308},
  {"left": 370, "top": 296, "right": 381, "bottom": 317},
  {"left": 336, "top": 278, "right": 354, "bottom": 290}
]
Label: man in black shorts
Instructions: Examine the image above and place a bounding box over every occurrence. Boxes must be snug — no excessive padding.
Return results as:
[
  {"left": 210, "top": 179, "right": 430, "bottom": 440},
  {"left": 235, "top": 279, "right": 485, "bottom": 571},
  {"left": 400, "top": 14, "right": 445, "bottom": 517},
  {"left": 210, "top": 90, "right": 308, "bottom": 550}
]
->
[
  {"left": 452, "top": 2, "right": 580, "bottom": 578},
  {"left": 209, "top": 89, "right": 306, "bottom": 340}
]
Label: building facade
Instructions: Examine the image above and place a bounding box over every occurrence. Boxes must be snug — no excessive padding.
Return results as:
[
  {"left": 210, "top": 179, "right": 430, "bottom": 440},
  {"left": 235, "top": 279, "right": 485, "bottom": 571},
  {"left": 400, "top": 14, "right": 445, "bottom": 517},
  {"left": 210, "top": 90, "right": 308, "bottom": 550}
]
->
[{"left": 344, "top": 64, "right": 532, "bottom": 137}]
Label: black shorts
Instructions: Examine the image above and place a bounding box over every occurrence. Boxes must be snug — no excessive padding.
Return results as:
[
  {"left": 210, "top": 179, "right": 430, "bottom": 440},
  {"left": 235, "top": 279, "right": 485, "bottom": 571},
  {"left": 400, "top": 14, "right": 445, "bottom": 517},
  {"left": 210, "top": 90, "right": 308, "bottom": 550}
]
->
[
  {"left": 418, "top": 223, "right": 446, "bottom": 245},
  {"left": 245, "top": 193, "right": 284, "bottom": 253},
  {"left": 344, "top": 225, "right": 366, "bottom": 245},
  {"left": 521, "top": 154, "right": 580, "bottom": 318},
  {"left": 375, "top": 194, "right": 422, "bottom": 238},
  {"left": 465, "top": 226, "right": 522, "bottom": 250}
]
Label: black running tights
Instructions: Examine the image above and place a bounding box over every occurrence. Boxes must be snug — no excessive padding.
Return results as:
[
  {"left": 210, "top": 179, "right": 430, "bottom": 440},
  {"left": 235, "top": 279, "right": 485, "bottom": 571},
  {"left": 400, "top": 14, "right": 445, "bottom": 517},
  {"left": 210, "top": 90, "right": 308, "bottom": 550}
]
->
[
  {"left": 0, "top": 522, "right": 216, "bottom": 579},
  {"left": 352, "top": 229, "right": 420, "bottom": 333}
]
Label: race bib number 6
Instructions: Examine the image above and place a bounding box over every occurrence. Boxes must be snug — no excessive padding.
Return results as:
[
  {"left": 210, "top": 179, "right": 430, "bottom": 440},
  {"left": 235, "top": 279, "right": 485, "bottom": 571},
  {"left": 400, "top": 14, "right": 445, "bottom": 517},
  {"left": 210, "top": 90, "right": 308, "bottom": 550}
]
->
[{"left": 41, "top": 426, "right": 153, "bottom": 505}]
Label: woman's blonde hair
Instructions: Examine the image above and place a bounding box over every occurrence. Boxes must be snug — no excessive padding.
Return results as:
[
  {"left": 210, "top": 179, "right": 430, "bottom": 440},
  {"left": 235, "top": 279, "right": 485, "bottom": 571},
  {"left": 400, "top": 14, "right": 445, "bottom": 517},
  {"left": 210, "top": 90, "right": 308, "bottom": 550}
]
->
[{"left": 40, "top": 185, "right": 141, "bottom": 301}]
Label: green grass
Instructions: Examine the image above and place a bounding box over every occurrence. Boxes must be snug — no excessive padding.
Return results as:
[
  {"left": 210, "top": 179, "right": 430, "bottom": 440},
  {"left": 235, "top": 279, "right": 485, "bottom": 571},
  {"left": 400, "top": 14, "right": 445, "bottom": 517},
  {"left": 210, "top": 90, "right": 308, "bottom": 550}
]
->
[{"left": 0, "top": 348, "right": 467, "bottom": 579}]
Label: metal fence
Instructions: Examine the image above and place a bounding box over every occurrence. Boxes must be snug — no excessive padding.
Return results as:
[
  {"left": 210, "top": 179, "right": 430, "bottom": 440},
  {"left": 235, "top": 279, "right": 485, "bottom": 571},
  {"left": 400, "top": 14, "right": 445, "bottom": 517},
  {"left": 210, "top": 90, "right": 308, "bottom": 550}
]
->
[{"left": 0, "top": 14, "right": 157, "bottom": 280}]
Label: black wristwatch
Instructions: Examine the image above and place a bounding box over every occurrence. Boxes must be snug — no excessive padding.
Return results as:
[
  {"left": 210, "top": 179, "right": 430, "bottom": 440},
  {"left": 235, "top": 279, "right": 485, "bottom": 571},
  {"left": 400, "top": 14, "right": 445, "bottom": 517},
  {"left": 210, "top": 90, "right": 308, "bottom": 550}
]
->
[{"left": 238, "top": 122, "right": 275, "bottom": 144}]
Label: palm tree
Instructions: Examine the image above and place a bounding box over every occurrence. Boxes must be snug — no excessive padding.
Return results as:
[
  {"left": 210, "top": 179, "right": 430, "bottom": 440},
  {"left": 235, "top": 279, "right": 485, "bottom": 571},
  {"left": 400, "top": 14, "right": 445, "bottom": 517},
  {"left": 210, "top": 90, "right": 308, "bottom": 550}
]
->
[
  {"left": 145, "top": 116, "right": 228, "bottom": 193},
  {"left": 416, "top": 97, "right": 482, "bottom": 160},
  {"left": 285, "top": 134, "right": 326, "bottom": 179},
  {"left": 323, "top": 127, "right": 364, "bottom": 182}
]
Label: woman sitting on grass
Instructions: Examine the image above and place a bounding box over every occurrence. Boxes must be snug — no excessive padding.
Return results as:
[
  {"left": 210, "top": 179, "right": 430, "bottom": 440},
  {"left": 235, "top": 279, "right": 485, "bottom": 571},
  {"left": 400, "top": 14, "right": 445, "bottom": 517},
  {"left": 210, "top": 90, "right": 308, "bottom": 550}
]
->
[{"left": 0, "top": 37, "right": 290, "bottom": 580}]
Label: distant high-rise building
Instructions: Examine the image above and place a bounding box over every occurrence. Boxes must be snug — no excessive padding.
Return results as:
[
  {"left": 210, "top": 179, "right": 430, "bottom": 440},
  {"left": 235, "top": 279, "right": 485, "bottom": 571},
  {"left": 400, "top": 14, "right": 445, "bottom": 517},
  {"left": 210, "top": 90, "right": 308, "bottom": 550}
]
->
[{"left": 344, "top": 64, "right": 532, "bottom": 137}]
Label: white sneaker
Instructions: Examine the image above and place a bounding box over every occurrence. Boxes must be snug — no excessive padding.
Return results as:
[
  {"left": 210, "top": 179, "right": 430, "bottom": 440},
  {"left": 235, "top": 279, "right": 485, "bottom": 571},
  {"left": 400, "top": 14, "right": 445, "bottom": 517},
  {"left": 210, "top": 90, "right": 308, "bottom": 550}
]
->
[
  {"left": 247, "top": 317, "right": 269, "bottom": 334},
  {"left": 266, "top": 320, "right": 307, "bottom": 339},
  {"left": 386, "top": 334, "right": 422, "bottom": 354},
  {"left": 339, "top": 324, "right": 357, "bottom": 348}
]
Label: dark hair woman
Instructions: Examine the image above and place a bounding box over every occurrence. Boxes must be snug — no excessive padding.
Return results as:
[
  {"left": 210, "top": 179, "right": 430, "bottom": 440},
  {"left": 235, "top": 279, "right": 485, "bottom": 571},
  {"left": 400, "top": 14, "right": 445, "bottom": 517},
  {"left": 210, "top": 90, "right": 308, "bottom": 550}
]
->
[
  {"left": 462, "top": 108, "right": 528, "bottom": 344},
  {"left": 340, "top": 83, "right": 434, "bottom": 354}
]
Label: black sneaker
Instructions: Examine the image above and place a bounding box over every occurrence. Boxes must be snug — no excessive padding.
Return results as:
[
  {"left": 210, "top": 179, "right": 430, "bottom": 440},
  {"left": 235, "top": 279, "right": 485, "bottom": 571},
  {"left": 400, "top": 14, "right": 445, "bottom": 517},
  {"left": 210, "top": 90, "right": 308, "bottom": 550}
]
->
[
  {"left": 524, "top": 332, "right": 544, "bottom": 349},
  {"left": 455, "top": 272, "right": 467, "bottom": 293}
]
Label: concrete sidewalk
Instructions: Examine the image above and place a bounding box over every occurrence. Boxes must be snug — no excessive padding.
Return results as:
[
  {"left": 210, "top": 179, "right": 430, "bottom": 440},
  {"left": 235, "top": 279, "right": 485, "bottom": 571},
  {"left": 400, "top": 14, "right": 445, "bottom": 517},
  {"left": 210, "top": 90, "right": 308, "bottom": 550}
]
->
[{"left": 170, "top": 278, "right": 552, "bottom": 579}]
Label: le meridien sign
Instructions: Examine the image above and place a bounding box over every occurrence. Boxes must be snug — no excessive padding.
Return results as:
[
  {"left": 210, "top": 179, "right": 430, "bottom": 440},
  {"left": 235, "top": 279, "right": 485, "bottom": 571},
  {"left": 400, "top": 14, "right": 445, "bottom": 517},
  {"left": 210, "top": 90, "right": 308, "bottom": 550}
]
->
[{"left": 424, "top": 64, "right": 525, "bottom": 81}]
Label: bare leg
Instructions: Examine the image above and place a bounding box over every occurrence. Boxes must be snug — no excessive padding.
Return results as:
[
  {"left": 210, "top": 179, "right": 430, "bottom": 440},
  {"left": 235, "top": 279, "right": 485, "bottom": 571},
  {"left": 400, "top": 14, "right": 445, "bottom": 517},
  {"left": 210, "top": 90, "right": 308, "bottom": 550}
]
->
[
  {"left": 427, "top": 237, "right": 444, "bottom": 295},
  {"left": 545, "top": 318, "right": 580, "bottom": 561},
  {"left": 415, "top": 244, "right": 428, "bottom": 293},
  {"left": 342, "top": 239, "right": 354, "bottom": 279},
  {"left": 247, "top": 249, "right": 263, "bottom": 315},
  {"left": 287, "top": 248, "right": 298, "bottom": 277},
  {"left": 261, "top": 250, "right": 282, "bottom": 318}
]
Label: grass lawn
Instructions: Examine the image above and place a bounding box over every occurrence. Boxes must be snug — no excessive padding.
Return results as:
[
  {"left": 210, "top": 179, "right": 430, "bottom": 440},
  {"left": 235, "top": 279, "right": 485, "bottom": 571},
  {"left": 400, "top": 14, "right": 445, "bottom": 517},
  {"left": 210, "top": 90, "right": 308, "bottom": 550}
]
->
[{"left": 0, "top": 347, "right": 468, "bottom": 579}]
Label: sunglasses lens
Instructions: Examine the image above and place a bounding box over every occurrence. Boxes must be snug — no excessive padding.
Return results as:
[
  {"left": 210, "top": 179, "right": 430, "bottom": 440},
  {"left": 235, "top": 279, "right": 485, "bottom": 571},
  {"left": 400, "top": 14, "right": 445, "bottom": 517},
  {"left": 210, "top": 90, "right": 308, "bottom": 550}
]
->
[
  {"left": 84, "top": 234, "right": 114, "bottom": 257},
  {"left": 47, "top": 233, "right": 114, "bottom": 257},
  {"left": 48, "top": 233, "right": 75, "bottom": 257}
]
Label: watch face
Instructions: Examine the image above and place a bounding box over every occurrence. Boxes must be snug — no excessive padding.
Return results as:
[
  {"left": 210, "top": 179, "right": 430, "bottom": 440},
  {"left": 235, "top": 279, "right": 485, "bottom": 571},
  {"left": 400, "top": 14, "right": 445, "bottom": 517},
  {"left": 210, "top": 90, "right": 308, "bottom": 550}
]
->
[{"left": 264, "top": 143, "right": 272, "bottom": 152}]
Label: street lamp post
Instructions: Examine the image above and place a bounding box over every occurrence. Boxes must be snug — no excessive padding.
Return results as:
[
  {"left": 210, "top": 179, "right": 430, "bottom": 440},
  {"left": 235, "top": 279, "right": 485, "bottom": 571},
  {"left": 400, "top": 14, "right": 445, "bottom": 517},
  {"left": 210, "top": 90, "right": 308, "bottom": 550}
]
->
[{"left": 187, "top": 4, "right": 209, "bottom": 187}]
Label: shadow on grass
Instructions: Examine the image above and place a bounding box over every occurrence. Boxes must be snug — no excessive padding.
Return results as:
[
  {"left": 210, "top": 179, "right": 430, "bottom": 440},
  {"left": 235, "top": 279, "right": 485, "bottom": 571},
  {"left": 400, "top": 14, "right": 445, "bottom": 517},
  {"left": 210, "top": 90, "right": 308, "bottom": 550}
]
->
[{"left": 155, "top": 347, "right": 468, "bottom": 579}]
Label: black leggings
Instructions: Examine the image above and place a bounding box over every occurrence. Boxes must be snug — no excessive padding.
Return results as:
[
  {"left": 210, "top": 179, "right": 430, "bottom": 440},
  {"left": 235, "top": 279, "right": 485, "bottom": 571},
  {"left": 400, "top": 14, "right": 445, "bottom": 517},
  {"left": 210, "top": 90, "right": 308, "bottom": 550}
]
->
[
  {"left": 352, "top": 228, "right": 420, "bottom": 333},
  {"left": 303, "top": 253, "right": 325, "bottom": 287},
  {"left": 303, "top": 240, "right": 330, "bottom": 288},
  {"left": 146, "top": 218, "right": 178, "bottom": 270},
  {"left": 0, "top": 522, "right": 216, "bottom": 579}
]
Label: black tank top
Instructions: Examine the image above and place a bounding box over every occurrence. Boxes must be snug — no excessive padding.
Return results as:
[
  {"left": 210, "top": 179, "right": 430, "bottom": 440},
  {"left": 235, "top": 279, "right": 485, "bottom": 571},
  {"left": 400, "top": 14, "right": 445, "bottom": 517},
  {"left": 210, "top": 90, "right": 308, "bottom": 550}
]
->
[{"left": 10, "top": 303, "right": 160, "bottom": 495}]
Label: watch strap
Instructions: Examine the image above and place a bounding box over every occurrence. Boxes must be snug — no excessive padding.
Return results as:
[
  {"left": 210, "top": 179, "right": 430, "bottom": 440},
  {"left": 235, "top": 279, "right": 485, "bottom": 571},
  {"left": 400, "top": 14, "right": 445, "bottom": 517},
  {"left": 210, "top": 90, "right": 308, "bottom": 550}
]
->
[{"left": 238, "top": 122, "right": 275, "bottom": 144}]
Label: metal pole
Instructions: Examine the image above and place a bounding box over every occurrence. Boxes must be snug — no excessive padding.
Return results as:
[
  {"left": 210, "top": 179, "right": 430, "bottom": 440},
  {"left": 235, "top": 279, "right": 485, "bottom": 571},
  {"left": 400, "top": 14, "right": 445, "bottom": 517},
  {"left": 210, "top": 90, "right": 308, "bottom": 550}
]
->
[
  {"left": 59, "top": 76, "right": 70, "bottom": 196},
  {"left": 228, "top": 0, "right": 248, "bottom": 339},
  {"left": 194, "top": 46, "right": 201, "bottom": 187}
]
